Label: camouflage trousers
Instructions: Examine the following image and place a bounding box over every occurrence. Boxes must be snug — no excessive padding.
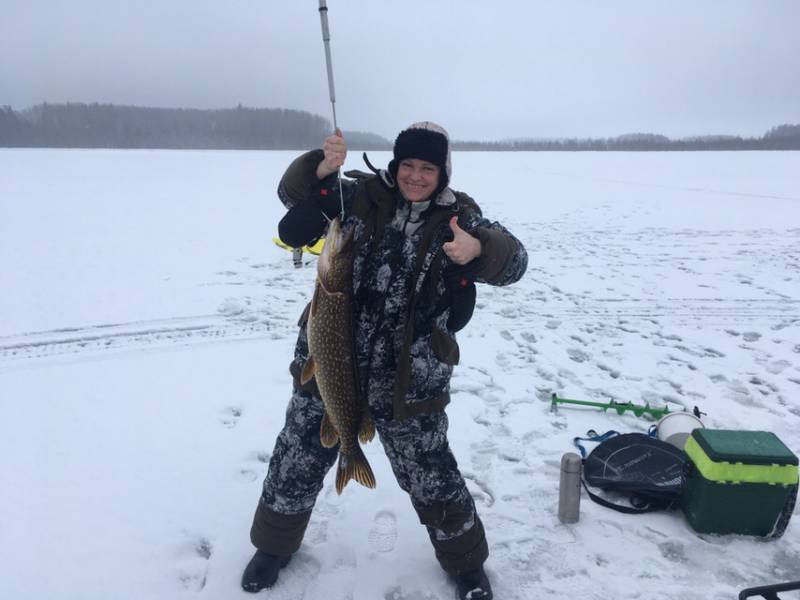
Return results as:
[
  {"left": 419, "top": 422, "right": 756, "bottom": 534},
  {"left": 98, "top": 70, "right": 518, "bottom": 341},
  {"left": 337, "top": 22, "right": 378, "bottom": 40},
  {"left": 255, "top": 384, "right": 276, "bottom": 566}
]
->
[{"left": 249, "top": 387, "right": 489, "bottom": 574}]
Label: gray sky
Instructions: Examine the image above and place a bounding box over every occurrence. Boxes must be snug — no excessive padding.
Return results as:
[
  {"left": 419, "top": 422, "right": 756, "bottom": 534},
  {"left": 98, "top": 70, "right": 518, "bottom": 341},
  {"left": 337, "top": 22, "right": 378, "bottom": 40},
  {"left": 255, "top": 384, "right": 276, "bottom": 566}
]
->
[{"left": 2, "top": 0, "right": 798, "bottom": 141}]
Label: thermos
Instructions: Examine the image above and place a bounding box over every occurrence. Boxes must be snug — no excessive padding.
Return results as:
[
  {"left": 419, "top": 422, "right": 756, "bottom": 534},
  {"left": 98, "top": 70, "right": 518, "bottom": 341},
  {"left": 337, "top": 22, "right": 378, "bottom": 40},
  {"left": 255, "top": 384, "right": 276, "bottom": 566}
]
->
[{"left": 558, "top": 452, "right": 582, "bottom": 524}]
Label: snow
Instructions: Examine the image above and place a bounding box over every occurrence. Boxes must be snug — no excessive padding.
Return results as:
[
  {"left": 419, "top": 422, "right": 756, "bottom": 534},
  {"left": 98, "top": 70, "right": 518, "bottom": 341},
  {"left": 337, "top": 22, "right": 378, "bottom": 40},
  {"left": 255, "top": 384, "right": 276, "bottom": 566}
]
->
[{"left": 1, "top": 148, "right": 799, "bottom": 599}]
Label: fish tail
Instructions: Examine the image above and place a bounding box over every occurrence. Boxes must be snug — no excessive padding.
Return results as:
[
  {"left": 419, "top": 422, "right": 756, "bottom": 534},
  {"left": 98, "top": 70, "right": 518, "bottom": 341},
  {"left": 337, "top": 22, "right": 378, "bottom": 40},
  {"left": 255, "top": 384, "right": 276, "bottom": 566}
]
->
[{"left": 335, "top": 446, "right": 376, "bottom": 495}]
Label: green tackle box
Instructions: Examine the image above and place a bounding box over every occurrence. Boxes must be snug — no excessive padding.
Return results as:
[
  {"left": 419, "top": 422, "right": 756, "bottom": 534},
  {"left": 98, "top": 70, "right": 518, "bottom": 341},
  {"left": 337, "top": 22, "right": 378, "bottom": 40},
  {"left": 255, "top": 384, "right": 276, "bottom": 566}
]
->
[{"left": 682, "top": 429, "right": 798, "bottom": 538}]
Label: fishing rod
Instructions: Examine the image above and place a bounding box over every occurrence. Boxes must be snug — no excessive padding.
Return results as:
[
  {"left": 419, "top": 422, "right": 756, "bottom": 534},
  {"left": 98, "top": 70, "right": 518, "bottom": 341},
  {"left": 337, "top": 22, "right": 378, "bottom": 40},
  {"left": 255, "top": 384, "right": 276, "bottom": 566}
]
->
[{"left": 317, "top": 0, "right": 345, "bottom": 217}]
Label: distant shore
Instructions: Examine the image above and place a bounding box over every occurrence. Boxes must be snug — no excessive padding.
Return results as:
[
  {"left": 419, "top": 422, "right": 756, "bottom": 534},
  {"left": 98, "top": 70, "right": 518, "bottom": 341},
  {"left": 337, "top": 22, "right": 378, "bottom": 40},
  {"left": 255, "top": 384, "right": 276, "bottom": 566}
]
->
[{"left": 2, "top": 103, "right": 798, "bottom": 151}]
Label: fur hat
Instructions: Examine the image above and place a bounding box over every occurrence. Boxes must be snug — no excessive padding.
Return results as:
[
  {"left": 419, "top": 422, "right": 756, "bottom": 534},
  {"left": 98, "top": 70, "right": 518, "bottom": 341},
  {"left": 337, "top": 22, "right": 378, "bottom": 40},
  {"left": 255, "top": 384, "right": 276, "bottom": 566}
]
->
[{"left": 388, "top": 121, "right": 452, "bottom": 196}]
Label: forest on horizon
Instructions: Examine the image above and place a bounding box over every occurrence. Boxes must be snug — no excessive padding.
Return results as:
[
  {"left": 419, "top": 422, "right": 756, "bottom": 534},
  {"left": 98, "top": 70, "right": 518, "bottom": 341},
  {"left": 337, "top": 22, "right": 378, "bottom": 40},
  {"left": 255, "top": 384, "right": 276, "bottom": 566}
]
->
[{"left": 1, "top": 102, "right": 799, "bottom": 151}]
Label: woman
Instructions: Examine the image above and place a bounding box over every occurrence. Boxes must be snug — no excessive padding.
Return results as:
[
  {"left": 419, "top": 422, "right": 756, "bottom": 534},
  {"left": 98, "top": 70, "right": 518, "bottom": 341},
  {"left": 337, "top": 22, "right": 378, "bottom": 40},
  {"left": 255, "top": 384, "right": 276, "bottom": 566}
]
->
[{"left": 243, "top": 122, "right": 527, "bottom": 600}]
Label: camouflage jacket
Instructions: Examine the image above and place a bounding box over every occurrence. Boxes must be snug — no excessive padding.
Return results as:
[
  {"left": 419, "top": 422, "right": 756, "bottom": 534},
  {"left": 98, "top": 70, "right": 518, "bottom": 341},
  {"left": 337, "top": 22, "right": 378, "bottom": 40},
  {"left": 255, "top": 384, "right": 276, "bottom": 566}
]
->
[{"left": 278, "top": 150, "right": 528, "bottom": 421}]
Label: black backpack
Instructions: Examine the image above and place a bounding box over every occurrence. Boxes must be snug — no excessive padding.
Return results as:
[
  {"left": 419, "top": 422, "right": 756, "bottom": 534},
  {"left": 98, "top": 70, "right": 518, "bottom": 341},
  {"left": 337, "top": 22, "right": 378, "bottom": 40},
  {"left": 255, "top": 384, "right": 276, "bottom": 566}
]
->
[{"left": 574, "top": 430, "right": 687, "bottom": 514}]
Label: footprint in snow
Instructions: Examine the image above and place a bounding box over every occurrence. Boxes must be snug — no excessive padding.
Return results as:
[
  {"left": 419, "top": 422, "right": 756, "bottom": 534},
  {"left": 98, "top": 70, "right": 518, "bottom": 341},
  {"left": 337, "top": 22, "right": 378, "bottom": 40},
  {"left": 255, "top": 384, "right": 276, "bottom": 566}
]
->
[
  {"left": 703, "top": 346, "right": 726, "bottom": 358},
  {"left": 383, "top": 585, "right": 444, "bottom": 600},
  {"left": 220, "top": 405, "right": 242, "bottom": 428},
  {"left": 178, "top": 568, "right": 207, "bottom": 592},
  {"left": 194, "top": 537, "right": 212, "bottom": 560},
  {"left": 725, "top": 380, "right": 759, "bottom": 407},
  {"left": 766, "top": 360, "right": 792, "bottom": 375},
  {"left": 567, "top": 348, "right": 589, "bottom": 363},
  {"left": 470, "top": 439, "right": 498, "bottom": 473},
  {"left": 306, "top": 515, "right": 329, "bottom": 545},
  {"left": 463, "top": 473, "right": 495, "bottom": 507},
  {"left": 658, "top": 540, "right": 687, "bottom": 564},
  {"left": 368, "top": 510, "right": 398, "bottom": 554},
  {"left": 268, "top": 551, "right": 322, "bottom": 597},
  {"left": 495, "top": 352, "right": 511, "bottom": 368},
  {"left": 596, "top": 362, "right": 621, "bottom": 379},
  {"left": 771, "top": 320, "right": 795, "bottom": 331},
  {"left": 177, "top": 536, "right": 212, "bottom": 592},
  {"left": 237, "top": 450, "right": 271, "bottom": 482},
  {"left": 237, "top": 468, "right": 259, "bottom": 483}
]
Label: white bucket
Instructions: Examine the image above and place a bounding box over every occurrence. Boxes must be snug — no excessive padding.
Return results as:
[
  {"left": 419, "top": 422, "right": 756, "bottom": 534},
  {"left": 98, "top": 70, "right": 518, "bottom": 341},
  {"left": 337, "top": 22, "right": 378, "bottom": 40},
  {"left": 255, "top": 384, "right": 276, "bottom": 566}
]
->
[{"left": 656, "top": 412, "right": 704, "bottom": 450}]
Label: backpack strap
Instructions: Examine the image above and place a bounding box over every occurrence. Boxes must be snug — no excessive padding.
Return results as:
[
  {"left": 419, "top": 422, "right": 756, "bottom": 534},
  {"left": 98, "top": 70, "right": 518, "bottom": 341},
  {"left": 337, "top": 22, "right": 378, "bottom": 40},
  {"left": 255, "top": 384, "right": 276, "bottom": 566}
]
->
[
  {"left": 580, "top": 479, "right": 670, "bottom": 514},
  {"left": 347, "top": 175, "right": 394, "bottom": 245},
  {"left": 572, "top": 429, "right": 620, "bottom": 459}
]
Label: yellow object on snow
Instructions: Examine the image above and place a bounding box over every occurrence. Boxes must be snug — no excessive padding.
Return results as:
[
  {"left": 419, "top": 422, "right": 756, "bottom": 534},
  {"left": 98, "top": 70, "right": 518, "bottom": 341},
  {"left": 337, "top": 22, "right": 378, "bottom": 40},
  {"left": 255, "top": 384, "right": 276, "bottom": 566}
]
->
[{"left": 272, "top": 237, "right": 326, "bottom": 256}]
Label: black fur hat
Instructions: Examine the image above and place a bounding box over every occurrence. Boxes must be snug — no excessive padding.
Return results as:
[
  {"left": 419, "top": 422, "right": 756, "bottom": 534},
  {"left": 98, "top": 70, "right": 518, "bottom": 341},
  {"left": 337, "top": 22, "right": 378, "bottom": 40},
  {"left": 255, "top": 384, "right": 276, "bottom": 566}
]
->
[{"left": 388, "top": 121, "right": 452, "bottom": 197}]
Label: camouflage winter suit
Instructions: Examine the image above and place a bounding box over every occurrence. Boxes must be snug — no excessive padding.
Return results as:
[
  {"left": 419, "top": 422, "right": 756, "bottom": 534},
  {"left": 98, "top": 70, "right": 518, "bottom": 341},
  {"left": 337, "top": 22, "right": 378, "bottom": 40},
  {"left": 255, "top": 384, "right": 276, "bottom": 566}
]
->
[{"left": 250, "top": 150, "right": 528, "bottom": 574}]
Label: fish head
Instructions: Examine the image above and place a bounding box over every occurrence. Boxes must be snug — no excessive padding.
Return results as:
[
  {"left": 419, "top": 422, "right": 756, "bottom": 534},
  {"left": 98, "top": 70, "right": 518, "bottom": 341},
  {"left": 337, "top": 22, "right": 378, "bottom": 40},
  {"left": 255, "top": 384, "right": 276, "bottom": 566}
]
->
[{"left": 317, "top": 217, "right": 356, "bottom": 293}]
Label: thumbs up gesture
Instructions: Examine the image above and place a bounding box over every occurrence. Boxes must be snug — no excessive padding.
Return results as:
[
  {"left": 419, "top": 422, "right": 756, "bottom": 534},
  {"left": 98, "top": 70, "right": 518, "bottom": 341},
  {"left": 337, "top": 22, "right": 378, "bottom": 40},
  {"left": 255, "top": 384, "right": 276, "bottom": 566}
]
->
[{"left": 443, "top": 216, "right": 482, "bottom": 265}]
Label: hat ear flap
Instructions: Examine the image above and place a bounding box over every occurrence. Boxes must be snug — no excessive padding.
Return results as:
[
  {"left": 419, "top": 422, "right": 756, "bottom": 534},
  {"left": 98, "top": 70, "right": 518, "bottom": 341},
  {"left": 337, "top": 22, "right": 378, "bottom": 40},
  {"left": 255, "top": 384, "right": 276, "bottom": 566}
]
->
[{"left": 432, "top": 171, "right": 449, "bottom": 199}]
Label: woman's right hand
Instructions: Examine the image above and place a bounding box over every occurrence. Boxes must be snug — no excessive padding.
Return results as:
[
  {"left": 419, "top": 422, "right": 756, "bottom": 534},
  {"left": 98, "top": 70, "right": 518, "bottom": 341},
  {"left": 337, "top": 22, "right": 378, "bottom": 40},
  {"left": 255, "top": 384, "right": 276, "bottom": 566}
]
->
[{"left": 316, "top": 128, "right": 347, "bottom": 179}]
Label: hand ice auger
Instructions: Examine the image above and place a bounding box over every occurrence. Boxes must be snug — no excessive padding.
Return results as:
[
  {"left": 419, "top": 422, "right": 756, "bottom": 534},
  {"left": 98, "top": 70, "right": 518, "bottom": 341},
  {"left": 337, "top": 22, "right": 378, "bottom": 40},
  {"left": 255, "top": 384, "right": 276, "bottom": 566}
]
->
[{"left": 550, "top": 393, "right": 671, "bottom": 420}]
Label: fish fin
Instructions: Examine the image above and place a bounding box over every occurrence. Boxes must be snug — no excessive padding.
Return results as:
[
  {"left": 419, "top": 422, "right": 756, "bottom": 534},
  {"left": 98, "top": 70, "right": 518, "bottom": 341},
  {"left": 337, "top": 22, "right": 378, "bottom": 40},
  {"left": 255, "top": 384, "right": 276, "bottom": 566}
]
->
[
  {"left": 319, "top": 411, "right": 339, "bottom": 448},
  {"left": 300, "top": 357, "right": 315, "bottom": 385},
  {"left": 358, "top": 413, "right": 375, "bottom": 444},
  {"left": 335, "top": 447, "right": 377, "bottom": 495}
]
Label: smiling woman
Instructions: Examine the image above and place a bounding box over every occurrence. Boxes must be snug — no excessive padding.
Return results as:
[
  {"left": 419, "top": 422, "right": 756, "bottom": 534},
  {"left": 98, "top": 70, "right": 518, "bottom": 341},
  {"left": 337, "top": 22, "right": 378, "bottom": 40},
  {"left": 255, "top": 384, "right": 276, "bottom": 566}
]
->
[{"left": 244, "top": 121, "right": 529, "bottom": 600}]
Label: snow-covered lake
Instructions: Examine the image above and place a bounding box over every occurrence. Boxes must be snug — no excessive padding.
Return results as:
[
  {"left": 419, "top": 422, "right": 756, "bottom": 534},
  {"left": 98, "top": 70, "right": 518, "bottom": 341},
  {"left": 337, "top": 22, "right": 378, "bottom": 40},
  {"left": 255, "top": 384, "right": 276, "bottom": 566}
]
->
[{"left": 1, "top": 149, "right": 799, "bottom": 600}]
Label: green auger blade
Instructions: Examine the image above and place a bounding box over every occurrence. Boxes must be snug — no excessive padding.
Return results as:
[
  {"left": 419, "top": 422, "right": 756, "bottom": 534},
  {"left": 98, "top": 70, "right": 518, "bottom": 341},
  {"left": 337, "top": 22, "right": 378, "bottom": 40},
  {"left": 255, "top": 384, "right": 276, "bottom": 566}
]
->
[{"left": 550, "top": 393, "right": 671, "bottom": 420}]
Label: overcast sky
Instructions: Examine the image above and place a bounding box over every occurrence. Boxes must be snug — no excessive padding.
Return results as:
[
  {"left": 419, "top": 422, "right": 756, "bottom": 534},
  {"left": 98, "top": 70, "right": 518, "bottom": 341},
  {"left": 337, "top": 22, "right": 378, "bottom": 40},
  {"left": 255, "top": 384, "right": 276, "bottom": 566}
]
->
[{"left": 2, "top": 0, "right": 798, "bottom": 141}]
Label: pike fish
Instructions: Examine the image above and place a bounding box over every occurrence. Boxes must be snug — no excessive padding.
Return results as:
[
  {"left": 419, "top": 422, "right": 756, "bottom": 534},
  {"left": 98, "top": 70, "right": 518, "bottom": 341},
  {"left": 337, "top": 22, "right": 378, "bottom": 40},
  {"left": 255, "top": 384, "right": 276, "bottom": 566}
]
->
[{"left": 300, "top": 216, "right": 376, "bottom": 494}]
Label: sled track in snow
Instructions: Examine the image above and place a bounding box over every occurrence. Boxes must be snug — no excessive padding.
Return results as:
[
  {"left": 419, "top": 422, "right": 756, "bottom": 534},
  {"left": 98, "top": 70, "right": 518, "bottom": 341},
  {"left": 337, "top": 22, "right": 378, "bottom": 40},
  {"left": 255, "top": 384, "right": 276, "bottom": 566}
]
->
[
  {"left": 522, "top": 297, "right": 800, "bottom": 323},
  {"left": 3, "top": 298, "right": 798, "bottom": 371},
  {"left": 0, "top": 314, "right": 278, "bottom": 370}
]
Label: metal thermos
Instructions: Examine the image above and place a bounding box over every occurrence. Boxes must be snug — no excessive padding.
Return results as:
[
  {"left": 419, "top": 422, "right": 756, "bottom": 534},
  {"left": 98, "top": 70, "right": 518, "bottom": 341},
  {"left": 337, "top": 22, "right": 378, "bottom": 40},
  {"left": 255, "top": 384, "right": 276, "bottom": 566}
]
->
[
  {"left": 292, "top": 247, "right": 303, "bottom": 269},
  {"left": 558, "top": 452, "right": 582, "bottom": 524}
]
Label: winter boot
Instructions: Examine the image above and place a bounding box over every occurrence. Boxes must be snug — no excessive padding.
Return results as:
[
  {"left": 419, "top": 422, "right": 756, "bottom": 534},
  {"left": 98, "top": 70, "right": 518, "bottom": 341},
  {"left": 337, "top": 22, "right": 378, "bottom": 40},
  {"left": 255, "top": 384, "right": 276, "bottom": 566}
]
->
[
  {"left": 241, "top": 550, "right": 292, "bottom": 592},
  {"left": 453, "top": 566, "right": 493, "bottom": 600}
]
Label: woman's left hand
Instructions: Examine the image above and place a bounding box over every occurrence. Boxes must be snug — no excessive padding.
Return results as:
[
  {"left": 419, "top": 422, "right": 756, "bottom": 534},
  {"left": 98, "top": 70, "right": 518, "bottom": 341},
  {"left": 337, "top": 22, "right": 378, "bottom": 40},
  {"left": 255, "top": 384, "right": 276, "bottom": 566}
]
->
[{"left": 443, "top": 217, "right": 482, "bottom": 265}]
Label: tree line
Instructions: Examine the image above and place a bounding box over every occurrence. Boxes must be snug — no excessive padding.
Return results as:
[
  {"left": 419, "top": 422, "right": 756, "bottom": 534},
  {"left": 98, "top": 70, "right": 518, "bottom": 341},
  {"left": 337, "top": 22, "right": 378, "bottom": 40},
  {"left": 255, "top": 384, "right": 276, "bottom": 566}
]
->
[
  {"left": 453, "top": 127, "right": 800, "bottom": 151},
  {"left": 1, "top": 103, "right": 798, "bottom": 151},
  {"left": 0, "top": 103, "right": 390, "bottom": 150}
]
